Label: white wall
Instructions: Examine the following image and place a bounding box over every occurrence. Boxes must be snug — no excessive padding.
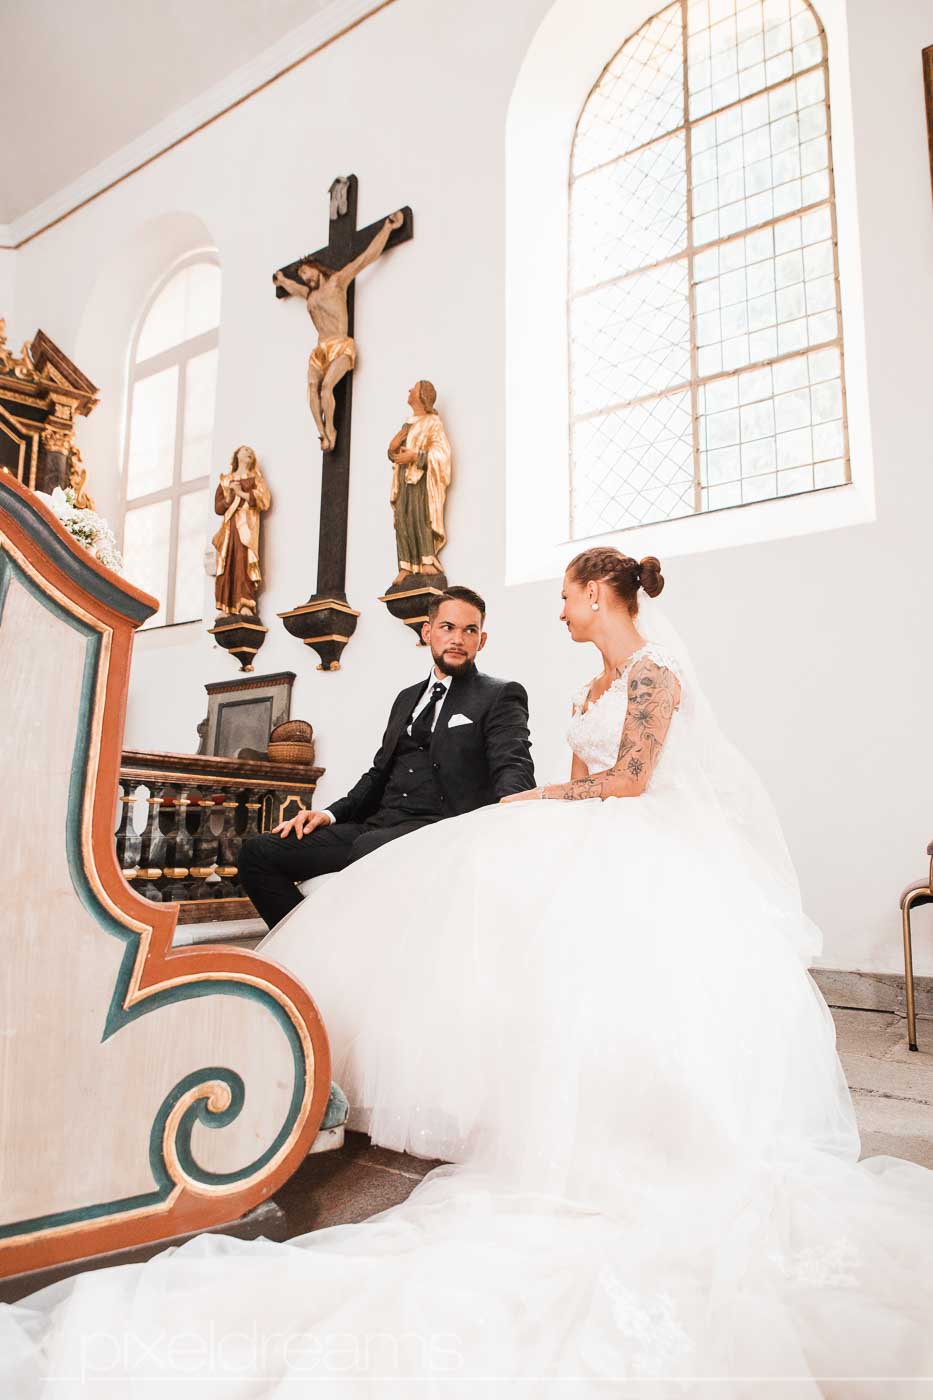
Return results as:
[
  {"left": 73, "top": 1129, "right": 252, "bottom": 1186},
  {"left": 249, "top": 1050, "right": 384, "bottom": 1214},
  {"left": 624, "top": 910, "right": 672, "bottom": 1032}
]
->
[
  {"left": 0, "top": 250, "right": 17, "bottom": 337},
  {"left": 10, "top": 0, "right": 933, "bottom": 973}
]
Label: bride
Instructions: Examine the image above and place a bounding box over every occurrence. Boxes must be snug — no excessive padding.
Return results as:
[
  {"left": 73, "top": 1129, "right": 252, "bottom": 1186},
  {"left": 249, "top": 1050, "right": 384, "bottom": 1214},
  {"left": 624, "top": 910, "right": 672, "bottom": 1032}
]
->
[{"left": 4, "top": 546, "right": 933, "bottom": 1396}]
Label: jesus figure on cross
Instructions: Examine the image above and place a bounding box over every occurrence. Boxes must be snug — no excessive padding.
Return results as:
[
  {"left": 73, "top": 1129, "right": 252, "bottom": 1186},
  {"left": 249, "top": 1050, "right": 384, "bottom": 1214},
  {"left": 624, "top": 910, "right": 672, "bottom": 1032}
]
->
[{"left": 273, "top": 210, "right": 404, "bottom": 452}]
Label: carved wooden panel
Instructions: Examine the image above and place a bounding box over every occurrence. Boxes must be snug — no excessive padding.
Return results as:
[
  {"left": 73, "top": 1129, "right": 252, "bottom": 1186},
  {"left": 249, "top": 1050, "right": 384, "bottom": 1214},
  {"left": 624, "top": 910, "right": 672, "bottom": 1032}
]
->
[{"left": 0, "top": 472, "right": 331, "bottom": 1278}]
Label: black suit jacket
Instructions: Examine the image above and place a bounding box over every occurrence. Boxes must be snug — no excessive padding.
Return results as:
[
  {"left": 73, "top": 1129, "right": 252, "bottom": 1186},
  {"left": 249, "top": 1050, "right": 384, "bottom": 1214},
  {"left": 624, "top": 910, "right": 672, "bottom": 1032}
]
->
[{"left": 327, "top": 666, "right": 535, "bottom": 825}]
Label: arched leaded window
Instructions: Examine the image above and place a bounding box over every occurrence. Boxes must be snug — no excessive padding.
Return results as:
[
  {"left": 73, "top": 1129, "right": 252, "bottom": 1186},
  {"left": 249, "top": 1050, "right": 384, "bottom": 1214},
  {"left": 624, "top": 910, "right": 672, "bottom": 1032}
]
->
[
  {"left": 121, "top": 258, "right": 220, "bottom": 627},
  {"left": 569, "top": 0, "right": 847, "bottom": 539}
]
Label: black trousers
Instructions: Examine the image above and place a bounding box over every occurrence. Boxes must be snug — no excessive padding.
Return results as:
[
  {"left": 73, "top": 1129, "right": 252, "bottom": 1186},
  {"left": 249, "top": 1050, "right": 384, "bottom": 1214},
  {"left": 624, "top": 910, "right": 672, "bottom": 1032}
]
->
[{"left": 238, "top": 819, "right": 432, "bottom": 930}]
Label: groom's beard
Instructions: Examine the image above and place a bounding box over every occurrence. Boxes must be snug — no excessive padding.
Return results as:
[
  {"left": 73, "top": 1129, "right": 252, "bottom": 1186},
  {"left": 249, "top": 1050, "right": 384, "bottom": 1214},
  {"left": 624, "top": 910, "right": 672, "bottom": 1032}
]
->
[{"left": 431, "top": 647, "right": 473, "bottom": 677}]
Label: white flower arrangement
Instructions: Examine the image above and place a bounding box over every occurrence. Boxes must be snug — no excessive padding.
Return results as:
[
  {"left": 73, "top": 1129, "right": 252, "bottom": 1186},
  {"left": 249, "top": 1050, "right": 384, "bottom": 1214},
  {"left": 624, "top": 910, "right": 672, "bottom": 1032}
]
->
[{"left": 38, "top": 486, "right": 123, "bottom": 573}]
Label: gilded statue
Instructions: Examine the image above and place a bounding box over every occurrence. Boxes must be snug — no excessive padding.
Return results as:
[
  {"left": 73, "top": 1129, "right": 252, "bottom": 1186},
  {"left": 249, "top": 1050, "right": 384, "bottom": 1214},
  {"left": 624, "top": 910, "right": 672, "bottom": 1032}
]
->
[
  {"left": 272, "top": 211, "right": 404, "bottom": 453},
  {"left": 212, "top": 446, "right": 271, "bottom": 616},
  {"left": 387, "top": 381, "right": 451, "bottom": 585},
  {"left": 67, "top": 446, "right": 94, "bottom": 510}
]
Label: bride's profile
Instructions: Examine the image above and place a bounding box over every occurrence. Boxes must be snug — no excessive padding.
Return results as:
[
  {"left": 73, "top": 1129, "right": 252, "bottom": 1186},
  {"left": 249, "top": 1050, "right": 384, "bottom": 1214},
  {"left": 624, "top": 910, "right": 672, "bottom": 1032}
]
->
[{"left": 4, "top": 546, "right": 933, "bottom": 1395}]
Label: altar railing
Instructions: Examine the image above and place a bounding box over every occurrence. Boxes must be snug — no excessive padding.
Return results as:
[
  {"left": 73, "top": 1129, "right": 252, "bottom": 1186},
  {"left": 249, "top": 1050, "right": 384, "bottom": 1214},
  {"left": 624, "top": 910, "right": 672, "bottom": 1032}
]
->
[{"left": 117, "top": 750, "right": 324, "bottom": 923}]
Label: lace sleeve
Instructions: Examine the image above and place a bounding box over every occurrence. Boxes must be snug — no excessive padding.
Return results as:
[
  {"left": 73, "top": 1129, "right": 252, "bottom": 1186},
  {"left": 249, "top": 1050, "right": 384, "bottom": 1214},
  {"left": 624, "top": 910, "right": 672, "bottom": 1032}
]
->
[{"left": 623, "top": 643, "right": 684, "bottom": 691}]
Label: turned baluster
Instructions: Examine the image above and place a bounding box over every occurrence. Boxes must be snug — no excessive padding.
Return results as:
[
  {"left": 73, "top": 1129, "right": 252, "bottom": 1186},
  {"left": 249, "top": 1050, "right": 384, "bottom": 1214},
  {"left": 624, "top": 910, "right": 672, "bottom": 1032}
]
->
[
  {"left": 215, "top": 790, "right": 240, "bottom": 881},
  {"left": 159, "top": 785, "right": 193, "bottom": 903},
  {"left": 151, "top": 784, "right": 176, "bottom": 872},
  {"left": 115, "top": 783, "right": 142, "bottom": 876},
  {"left": 189, "top": 785, "right": 224, "bottom": 900},
  {"left": 240, "top": 786, "right": 262, "bottom": 843},
  {"left": 134, "top": 780, "right": 165, "bottom": 902}
]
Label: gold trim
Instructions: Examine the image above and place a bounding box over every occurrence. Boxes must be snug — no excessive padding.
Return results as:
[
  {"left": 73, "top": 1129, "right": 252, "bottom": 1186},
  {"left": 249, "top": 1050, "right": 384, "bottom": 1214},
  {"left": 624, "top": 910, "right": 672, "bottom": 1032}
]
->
[
  {"left": 177, "top": 896, "right": 255, "bottom": 906},
  {"left": 208, "top": 621, "right": 268, "bottom": 636},
  {"left": 13, "top": 1, "right": 398, "bottom": 251},
  {"left": 120, "top": 767, "right": 319, "bottom": 789},
  {"left": 278, "top": 600, "right": 360, "bottom": 619},
  {"left": 204, "top": 672, "right": 296, "bottom": 696},
  {"left": 0, "top": 401, "right": 39, "bottom": 430},
  {"left": 377, "top": 586, "right": 445, "bottom": 602},
  {"left": 301, "top": 633, "right": 353, "bottom": 644},
  {"left": 0, "top": 419, "right": 26, "bottom": 479}
]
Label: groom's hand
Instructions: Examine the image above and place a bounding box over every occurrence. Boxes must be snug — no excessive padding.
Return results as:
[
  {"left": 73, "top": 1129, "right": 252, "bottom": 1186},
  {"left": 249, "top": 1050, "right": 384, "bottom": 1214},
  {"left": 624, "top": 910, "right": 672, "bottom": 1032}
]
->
[
  {"left": 274, "top": 809, "right": 332, "bottom": 839},
  {"left": 500, "top": 788, "right": 543, "bottom": 804}
]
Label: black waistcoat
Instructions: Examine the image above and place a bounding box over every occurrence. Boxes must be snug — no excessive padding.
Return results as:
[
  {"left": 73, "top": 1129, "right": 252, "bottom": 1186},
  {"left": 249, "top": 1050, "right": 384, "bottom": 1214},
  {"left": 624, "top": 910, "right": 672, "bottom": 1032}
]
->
[{"left": 371, "top": 723, "right": 444, "bottom": 826}]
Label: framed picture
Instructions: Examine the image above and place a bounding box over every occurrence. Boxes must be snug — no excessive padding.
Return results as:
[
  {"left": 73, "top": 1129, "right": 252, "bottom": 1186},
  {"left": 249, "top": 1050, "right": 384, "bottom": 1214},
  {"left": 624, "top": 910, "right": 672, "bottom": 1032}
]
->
[
  {"left": 204, "top": 671, "right": 296, "bottom": 757},
  {"left": 925, "top": 46, "right": 933, "bottom": 203}
]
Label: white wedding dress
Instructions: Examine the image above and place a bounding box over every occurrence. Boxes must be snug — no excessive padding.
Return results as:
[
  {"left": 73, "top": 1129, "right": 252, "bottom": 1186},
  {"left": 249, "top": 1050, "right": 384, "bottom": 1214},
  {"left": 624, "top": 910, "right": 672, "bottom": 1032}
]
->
[{"left": 5, "top": 616, "right": 933, "bottom": 1396}]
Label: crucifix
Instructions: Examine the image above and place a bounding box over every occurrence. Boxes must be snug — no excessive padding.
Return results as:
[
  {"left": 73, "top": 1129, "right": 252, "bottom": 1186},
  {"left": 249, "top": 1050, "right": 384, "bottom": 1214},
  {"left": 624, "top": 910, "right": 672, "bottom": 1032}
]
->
[{"left": 274, "top": 174, "right": 413, "bottom": 670}]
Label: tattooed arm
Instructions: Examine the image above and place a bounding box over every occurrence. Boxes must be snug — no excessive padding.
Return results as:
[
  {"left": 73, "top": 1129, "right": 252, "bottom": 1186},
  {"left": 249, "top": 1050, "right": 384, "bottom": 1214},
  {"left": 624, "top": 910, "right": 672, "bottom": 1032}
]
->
[{"left": 544, "top": 659, "right": 680, "bottom": 801}]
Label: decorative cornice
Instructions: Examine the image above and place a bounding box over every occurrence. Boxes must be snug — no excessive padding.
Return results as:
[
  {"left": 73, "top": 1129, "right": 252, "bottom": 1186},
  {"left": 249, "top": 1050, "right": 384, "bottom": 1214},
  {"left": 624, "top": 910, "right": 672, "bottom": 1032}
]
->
[{"left": 7, "top": 0, "right": 396, "bottom": 249}]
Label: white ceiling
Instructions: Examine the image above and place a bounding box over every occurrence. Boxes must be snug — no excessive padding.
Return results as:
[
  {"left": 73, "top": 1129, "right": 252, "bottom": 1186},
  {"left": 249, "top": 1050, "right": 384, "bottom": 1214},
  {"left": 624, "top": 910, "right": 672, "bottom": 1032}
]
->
[{"left": 0, "top": 0, "right": 338, "bottom": 226}]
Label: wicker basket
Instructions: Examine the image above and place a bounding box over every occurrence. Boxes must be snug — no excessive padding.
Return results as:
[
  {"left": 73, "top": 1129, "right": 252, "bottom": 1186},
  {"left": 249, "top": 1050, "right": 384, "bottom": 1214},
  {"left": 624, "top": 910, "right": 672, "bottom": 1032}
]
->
[
  {"left": 267, "top": 741, "right": 315, "bottom": 766},
  {"left": 267, "top": 720, "right": 314, "bottom": 766},
  {"left": 269, "top": 720, "right": 313, "bottom": 743}
]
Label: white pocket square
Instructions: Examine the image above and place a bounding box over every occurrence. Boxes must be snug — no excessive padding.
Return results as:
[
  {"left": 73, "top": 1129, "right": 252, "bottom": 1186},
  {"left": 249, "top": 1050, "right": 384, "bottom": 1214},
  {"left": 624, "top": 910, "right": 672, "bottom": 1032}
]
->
[{"left": 447, "top": 713, "right": 473, "bottom": 728}]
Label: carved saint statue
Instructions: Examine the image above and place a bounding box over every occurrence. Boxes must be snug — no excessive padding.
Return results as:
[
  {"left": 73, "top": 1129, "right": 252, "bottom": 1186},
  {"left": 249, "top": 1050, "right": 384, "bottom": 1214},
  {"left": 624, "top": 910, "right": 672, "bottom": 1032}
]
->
[
  {"left": 387, "top": 381, "right": 452, "bottom": 585},
  {"left": 212, "top": 445, "right": 271, "bottom": 616},
  {"left": 272, "top": 211, "right": 404, "bottom": 453}
]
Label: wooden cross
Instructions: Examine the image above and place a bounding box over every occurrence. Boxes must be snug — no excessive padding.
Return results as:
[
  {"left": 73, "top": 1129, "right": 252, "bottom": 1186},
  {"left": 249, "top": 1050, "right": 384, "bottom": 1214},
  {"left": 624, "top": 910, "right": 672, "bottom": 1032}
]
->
[{"left": 274, "top": 175, "right": 413, "bottom": 670}]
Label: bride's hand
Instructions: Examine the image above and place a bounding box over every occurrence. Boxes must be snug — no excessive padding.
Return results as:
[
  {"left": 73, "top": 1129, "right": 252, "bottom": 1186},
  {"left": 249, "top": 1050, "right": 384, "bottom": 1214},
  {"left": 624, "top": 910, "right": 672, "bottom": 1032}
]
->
[{"left": 500, "top": 788, "right": 543, "bottom": 804}]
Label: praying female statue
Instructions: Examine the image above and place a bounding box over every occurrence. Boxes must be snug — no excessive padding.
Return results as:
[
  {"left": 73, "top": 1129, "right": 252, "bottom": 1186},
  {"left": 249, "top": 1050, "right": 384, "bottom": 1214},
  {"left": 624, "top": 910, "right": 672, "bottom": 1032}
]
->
[
  {"left": 387, "top": 381, "right": 452, "bottom": 585},
  {"left": 212, "top": 445, "right": 271, "bottom": 616}
]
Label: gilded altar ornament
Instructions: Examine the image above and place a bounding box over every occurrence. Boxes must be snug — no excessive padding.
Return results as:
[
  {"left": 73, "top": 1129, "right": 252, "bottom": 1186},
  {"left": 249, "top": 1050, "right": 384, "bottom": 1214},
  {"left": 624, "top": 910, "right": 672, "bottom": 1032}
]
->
[
  {"left": 208, "top": 445, "right": 271, "bottom": 671},
  {"left": 67, "top": 445, "right": 94, "bottom": 510},
  {"left": 0, "top": 318, "right": 34, "bottom": 381},
  {"left": 379, "top": 381, "right": 452, "bottom": 642},
  {"left": 0, "top": 320, "right": 99, "bottom": 493}
]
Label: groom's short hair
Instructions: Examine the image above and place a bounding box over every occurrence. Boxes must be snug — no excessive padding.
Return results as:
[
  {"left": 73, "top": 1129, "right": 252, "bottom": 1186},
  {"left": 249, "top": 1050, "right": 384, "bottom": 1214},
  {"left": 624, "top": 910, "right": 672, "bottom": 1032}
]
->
[{"left": 427, "top": 585, "right": 486, "bottom": 623}]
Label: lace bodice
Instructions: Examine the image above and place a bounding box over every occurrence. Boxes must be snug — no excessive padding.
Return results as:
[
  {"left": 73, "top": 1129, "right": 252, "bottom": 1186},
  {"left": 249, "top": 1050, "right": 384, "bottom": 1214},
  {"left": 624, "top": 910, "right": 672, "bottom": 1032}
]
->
[{"left": 567, "top": 643, "right": 684, "bottom": 778}]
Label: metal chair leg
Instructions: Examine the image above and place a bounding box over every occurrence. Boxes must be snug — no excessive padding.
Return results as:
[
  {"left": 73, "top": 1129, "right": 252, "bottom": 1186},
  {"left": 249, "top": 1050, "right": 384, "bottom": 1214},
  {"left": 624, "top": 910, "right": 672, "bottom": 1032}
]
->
[{"left": 903, "top": 899, "right": 919, "bottom": 1052}]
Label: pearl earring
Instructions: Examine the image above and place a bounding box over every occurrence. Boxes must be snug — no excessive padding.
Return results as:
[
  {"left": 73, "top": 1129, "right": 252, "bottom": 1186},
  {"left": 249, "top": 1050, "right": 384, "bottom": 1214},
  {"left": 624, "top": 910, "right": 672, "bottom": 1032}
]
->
[{"left": 591, "top": 601, "right": 599, "bottom": 612}]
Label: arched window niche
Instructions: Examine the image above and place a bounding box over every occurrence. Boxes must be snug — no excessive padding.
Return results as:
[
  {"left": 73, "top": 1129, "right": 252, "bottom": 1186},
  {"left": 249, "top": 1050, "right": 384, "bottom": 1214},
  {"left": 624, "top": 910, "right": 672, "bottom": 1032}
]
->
[
  {"left": 121, "top": 254, "right": 220, "bottom": 628},
  {"left": 505, "top": 0, "right": 873, "bottom": 585}
]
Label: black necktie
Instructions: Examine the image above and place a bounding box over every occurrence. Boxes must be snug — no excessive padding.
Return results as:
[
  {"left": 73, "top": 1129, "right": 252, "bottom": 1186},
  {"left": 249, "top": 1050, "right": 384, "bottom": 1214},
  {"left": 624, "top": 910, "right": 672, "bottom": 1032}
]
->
[{"left": 410, "top": 681, "right": 447, "bottom": 744}]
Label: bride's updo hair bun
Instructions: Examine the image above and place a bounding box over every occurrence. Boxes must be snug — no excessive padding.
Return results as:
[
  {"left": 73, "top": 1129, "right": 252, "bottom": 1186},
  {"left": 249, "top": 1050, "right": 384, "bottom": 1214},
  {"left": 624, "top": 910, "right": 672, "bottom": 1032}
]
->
[
  {"left": 566, "top": 546, "right": 664, "bottom": 614},
  {"left": 638, "top": 555, "right": 664, "bottom": 599}
]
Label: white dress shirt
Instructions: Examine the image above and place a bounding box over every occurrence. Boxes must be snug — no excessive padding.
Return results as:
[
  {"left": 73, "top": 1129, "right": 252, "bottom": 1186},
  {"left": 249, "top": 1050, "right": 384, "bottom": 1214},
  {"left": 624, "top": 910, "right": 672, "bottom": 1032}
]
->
[{"left": 322, "top": 672, "right": 452, "bottom": 824}]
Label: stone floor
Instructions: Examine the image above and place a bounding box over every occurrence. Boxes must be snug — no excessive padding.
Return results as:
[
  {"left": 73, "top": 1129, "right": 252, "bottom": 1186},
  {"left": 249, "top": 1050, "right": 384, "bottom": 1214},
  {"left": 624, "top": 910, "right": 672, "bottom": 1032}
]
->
[
  {"left": 1, "top": 1005, "right": 930, "bottom": 1306},
  {"left": 274, "top": 1130, "right": 442, "bottom": 1236},
  {"left": 835, "top": 1006, "right": 933, "bottom": 1168}
]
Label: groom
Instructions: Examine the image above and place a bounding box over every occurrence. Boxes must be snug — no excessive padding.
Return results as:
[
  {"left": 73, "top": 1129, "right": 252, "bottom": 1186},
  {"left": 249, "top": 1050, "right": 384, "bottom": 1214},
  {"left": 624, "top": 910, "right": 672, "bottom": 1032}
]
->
[{"left": 238, "top": 586, "right": 535, "bottom": 928}]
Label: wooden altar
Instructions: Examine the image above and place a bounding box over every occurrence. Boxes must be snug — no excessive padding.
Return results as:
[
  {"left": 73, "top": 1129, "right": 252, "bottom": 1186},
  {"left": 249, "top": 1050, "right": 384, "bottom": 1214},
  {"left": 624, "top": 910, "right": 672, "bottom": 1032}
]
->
[{"left": 0, "top": 319, "right": 99, "bottom": 494}]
